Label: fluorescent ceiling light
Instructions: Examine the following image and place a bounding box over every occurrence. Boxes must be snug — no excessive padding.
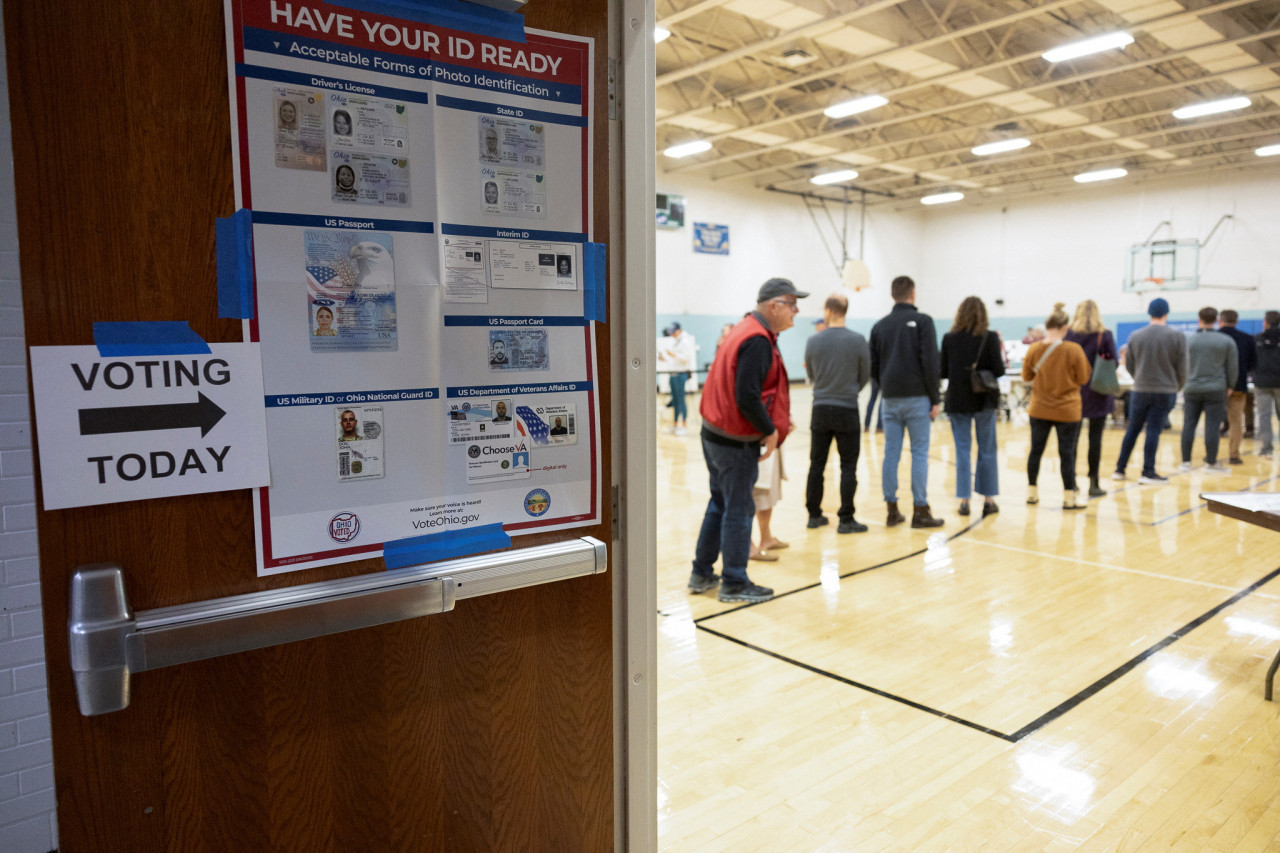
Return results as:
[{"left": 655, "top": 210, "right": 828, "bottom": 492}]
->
[
  {"left": 810, "top": 169, "right": 859, "bottom": 185},
  {"left": 1257, "top": 144, "right": 1280, "bottom": 157},
  {"left": 654, "top": 26, "right": 670, "bottom": 43},
  {"left": 663, "top": 139, "right": 712, "bottom": 158},
  {"left": 824, "top": 94, "right": 889, "bottom": 119},
  {"left": 921, "top": 192, "right": 964, "bottom": 205},
  {"left": 1074, "top": 167, "right": 1127, "bottom": 183},
  {"left": 1172, "top": 96, "right": 1250, "bottom": 120},
  {"left": 1042, "top": 32, "right": 1134, "bottom": 63},
  {"left": 971, "top": 138, "right": 1031, "bottom": 156}
]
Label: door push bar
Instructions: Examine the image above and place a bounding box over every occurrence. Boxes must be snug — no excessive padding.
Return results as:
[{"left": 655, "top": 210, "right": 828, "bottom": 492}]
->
[{"left": 69, "top": 537, "right": 607, "bottom": 716}]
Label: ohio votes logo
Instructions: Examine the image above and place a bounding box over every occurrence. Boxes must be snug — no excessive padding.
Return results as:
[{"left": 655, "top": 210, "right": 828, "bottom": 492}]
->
[
  {"left": 524, "top": 489, "right": 550, "bottom": 517},
  {"left": 468, "top": 444, "right": 481, "bottom": 458},
  {"left": 329, "top": 512, "right": 361, "bottom": 542}
]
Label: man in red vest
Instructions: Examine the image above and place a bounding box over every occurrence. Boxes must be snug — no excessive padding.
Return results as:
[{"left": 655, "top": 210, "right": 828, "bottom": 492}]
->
[{"left": 689, "top": 278, "right": 807, "bottom": 603}]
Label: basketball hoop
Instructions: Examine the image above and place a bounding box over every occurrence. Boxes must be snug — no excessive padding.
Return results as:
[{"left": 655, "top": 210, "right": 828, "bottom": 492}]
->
[
  {"left": 1143, "top": 277, "right": 1166, "bottom": 287},
  {"left": 842, "top": 258, "right": 871, "bottom": 292}
]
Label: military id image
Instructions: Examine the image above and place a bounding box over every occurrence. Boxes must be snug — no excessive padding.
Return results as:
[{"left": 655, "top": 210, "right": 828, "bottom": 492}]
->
[{"left": 335, "top": 405, "right": 384, "bottom": 481}]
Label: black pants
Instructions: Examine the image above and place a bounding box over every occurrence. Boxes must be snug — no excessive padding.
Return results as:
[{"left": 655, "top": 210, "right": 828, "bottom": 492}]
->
[
  {"left": 806, "top": 404, "right": 860, "bottom": 521},
  {"left": 1028, "top": 416, "right": 1081, "bottom": 490},
  {"left": 1072, "top": 416, "right": 1106, "bottom": 480}
]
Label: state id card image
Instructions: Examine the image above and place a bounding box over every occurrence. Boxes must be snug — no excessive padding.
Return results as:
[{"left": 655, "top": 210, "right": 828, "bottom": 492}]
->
[
  {"left": 305, "top": 229, "right": 398, "bottom": 353},
  {"left": 331, "top": 151, "right": 411, "bottom": 206},
  {"left": 336, "top": 405, "right": 384, "bottom": 481},
  {"left": 477, "top": 115, "right": 545, "bottom": 168},
  {"left": 272, "top": 86, "right": 326, "bottom": 171},
  {"left": 328, "top": 92, "right": 409, "bottom": 154}
]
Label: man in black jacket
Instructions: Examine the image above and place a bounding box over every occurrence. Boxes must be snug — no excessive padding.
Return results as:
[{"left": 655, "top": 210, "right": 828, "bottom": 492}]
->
[
  {"left": 1255, "top": 311, "right": 1280, "bottom": 458},
  {"left": 869, "top": 275, "right": 943, "bottom": 528},
  {"left": 1218, "top": 309, "right": 1256, "bottom": 463}
]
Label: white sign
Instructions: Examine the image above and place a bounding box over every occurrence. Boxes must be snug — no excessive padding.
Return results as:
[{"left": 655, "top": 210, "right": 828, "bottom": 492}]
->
[{"left": 30, "top": 344, "right": 270, "bottom": 510}]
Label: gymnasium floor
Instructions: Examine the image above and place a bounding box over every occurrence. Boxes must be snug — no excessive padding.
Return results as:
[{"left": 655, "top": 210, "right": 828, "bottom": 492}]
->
[{"left": 657, "top": 385, "right": 1280, "bottom": 852}]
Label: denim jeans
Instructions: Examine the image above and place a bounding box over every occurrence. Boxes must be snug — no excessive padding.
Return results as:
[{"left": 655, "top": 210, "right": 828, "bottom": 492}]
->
[
  {"left": 949, "top": 408, "right": 998, "bottom": 499},
  {"left": 864, "top": 381, "right": 884, "bottom": 430},
  {"left": 1028, "top": 417, "right": 1081, "bottom": 490},
  {"left": 1257, "top": 386, "right": 1280, "bottom": 454},
  {"left": 806, "top": 404, "right": 860, "bottom": 521},
  {"left": 692, "top": 435, "right": 760, "bottom": 585},
  {"left": 881, "top": 396, "right": 932, "bottom": 505},
  {"left": 668, "top": 372, "right": 688, "bottom": 423},
  {"left": 1181, "top": 389, "right": 1226, "bottom": 464},
  {"left": 1115, "top": 391, "right": 1177, "bottom": 477}
]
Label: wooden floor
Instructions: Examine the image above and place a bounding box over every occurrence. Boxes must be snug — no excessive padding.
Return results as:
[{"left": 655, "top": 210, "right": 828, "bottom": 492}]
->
[{"left": 657, "top": 386, "right": 1280, "bottom": 852}]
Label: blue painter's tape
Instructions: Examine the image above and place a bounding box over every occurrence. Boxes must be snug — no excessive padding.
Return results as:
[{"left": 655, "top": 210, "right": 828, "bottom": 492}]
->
[
  {"left": 217, "top": 209, "right": 255, "bottom": 319},
  {"left": 329, "top": 0, "right": 526, "bottom": 44},
  {"left": 382, "top": 522, "right": 510, "bottom": 569},
  {"left": 93, "top": 322, "right": 212, "bottom": 357},
  {"left": 583, "top": 242, "right": 606, "bottom": 323}
]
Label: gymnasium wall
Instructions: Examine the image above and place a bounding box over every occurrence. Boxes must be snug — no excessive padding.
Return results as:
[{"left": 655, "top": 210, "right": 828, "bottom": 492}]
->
[{"left": 657, "top": 165, "right": 1280, "bottom": 379}]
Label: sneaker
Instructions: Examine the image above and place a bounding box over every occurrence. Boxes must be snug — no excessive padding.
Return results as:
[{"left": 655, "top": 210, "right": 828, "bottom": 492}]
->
[
  {"left": 1138, "top": 473, "right": 1168, "bottom": 484},
  {"left": 674, "top": 426, "right": 688, "bottom": 436},
  {"left": 718, "top": 582, "right": 774, "bottom": 603},
  {"left": 1176, "top": 461, "right": 1193, "bottom": 472},
  {"left": 1111, "top": 470, "right": 1127, "bottom": 481},
  {"left": 1230, "top": 457, "right": 1245, "bottom": 465},
  {"left": 1205, "top": 461, "right": 1229, "bottom": 472},
  {"left": 1260, "top": 449, "right": 1273, "bottom": 459},
  {"left": 837, "top": 519, "right": 868, "bottom": 534},
  {"left": 806, "top": 515, "right": 829, "bottom": 529},
  {"left": 688, "top": 573, "right": 720, "bottom": 594},
  {"left": 662, "top": 426, "right": 676, "bottom": 435}
]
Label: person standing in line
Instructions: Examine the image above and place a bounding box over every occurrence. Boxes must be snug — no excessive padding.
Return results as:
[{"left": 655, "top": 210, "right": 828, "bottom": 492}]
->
[
  {"left": 1179, "top": 306, "right": 1236, "bottom": 472},
  {"left": 939, "top": 296, "right": 1004, "bottom": 518},
  {"left": 658, "top": 322, "right": 697, "bottom": 435},
  {"left": 1113, "top": 298, "right": 1187, "bottom": 484},
  {"left": 869, "top": 275, "right": 944, "bottom": 528},
  {"left": 1023, "top": 303, "right": 1092, "bottom": 509},
  {"left": 1064, "top": 300, "right": 1118, "bottom": 497},
  {"left": 1254, "top": 311, "right": 1280, "bottom": 459},
  {"left": 804, "top": 293, "right": 871, "bottom": 534},
  {"left": 1218, "top": 309, "right": 1256, "bottom": 464},
  {"left": 688, "top": 278, "right": 808, "bottom": 603}
]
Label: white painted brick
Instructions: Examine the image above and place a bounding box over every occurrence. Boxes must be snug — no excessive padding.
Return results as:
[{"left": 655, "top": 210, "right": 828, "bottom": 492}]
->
[
  {"left": 16, "top": 715, "right": 49, "bottom": 743},
  {"left": 0, "top": 814, "right": 55, "bottom": 853},
  {"left": 0, "top": 336, "right": 26, "bottom": 365},
  {"left": 0, "top": 670, "right": 12, "bottom": 696},
  {"left": 0, "top": 252, "right": 18, "bottom": 283},
  {"left": 0, "top": 308, "right": 20, "bottom": 337},
  {"left": 0, "top": 772, "right": 15, "bottom": 800},
  {"left": 0, "top": 691, "right": 47, "bottom": 722},
  {"left": 0, "top": 741, "right": 52, "bottom": 775},
  {"left": 0, "top": 366, "right": 23, "bottom": 394},
  {"left": 9, "top": 609, "right": 40, "bottom": 638},
  {"left": 0, "top": 477, "right": 34, "bottom": 505},
  {"left": 0, "top": 423, "right": 31, "bottom": 450},
  {"left": 0, "top": 721, "right": 16, "bottom": 748},
  {"left": 0, "top": 580, "right": 39, "bottom": 610},
  {"left": 4, "top": 557, "right": 37, "bottom": 585},
  {"left": 0, "top": 395, "right": 28, "bottom": 422},
  {"left": 0, "top": 615, "right": 9, "bottom": 640},
  {"left": 18, "top": 764, "right": 51, "bottom": 795},
  {"left": 11, "top": 665, "right": 42, "bottom": 693},
  {"left": 0, "top": 532, "right": 37, "bottom": 561},
  {"left": 2, "top": 504, "right": 34, "bottom": 532},
  {"left": 0, "top": 450, "right": 31, "bottom": 478},
  {"left": 0, "top": 787, "right": 55, "bottom": 826},
  {"left": 0, "top": 637, "right": 43, "bottom": 668}
]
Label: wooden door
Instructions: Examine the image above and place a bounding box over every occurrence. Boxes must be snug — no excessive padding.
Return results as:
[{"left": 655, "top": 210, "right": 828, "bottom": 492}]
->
[{"left": 4, "top": 1, "right": 614, "bottom": 850}]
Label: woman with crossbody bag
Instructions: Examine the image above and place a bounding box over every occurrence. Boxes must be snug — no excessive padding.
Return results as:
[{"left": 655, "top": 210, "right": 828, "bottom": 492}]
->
[
  {"left": 940, "top": 296, "right": 1005, "bottom": 518},
  {"left": 1023, "top": 303, "right": 1093, "bottom": 509},
  {"left": 1064, "top": 300, "right": 1117, "bottom": 496}
]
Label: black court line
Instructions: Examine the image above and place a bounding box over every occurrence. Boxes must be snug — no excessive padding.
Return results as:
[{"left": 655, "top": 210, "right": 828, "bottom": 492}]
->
[{"left": 691, "top": 551, "right": 1280, "bottom": 742}]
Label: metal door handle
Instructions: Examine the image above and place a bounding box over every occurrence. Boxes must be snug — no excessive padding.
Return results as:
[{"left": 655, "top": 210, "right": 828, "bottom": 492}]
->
[{"left": 69, "top": 536, "right": 606, "bottom": 715}]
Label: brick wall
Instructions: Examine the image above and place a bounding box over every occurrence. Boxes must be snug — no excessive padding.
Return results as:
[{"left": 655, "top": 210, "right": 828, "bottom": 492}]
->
[{"left": 0, "top": 14, "right": 59, "bottom": 853}]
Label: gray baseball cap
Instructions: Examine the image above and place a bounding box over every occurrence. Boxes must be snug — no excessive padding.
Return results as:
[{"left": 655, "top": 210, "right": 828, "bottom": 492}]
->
[{"left": 758, "top": 277, "right": 809, "bottom": 302}]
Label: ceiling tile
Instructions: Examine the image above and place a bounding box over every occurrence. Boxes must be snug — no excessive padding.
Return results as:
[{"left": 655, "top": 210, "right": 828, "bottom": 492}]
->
[{"left": 813, "top": 26, "right": 897, "bottom": 56}]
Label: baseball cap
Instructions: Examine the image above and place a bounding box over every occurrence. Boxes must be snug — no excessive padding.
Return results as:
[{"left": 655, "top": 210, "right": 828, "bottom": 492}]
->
[
  {"left": 758, "top": 277, "right": 809, "bottom": 302},
  {"left": 662, "top": 322, "right": 681, "bottom": 336},
  {"left": 1148, "top": 297, "right": 1170, "bottom": 317}
]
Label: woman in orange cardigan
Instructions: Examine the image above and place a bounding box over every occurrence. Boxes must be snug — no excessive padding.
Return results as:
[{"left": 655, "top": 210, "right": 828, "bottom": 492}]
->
[{"left": 1022, "top": 303, "right": 1093, "bottom": 509}]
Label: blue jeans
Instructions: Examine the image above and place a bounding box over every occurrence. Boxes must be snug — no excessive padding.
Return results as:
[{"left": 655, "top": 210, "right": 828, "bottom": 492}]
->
[
  {"left": 1115, "top": 391, "right": 1176, "bottom": 477},
  {"left": 882, "top": 396, "right": 932, "bottom": 505},
  {"left": 692, "top": 435, "right": 759, "bottom": 585},
  {"left": 1181, "top": 389, "right": 1226, "bottom": 464},
  {"left": 669, "top": 372, "right": 688, "bottom": 423},
  {"left": 949, "top": 409, "right": 998, "bottom": 499}
]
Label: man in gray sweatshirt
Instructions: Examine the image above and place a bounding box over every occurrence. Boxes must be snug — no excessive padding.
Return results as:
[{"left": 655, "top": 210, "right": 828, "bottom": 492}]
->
[
  {"left": 1180, "top": 306, "right": 1236, "bottom": 471},
  {"left": 1113, "top": 298, "right": 1187, "bottom": 483}
]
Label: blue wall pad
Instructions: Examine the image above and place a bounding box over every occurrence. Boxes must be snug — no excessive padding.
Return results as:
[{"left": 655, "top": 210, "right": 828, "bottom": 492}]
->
[
  {"left": 584, "top": 242, "right": 606, "bottom": 323},
  {"left": 382, "top": 522, "right": 511, "bottom": 569},
  {"left": 217, "top": 208, "right": 255, "bottom": 319},
  {"left": 93, "top": 322, "right": 212, "bottom": 358},
  {"left": 330, "top": 0, "right": 526, "bottom": 43}
]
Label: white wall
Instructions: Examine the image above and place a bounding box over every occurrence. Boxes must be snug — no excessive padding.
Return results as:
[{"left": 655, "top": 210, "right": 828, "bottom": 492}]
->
[{"left": 0, "top": 14, "right": 57, "bottom": 853}]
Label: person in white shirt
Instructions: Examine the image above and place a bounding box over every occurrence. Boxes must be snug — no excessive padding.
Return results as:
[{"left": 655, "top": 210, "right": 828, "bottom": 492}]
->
[{"left": 658, "top": 322, "right": 698, "bottom": 435}]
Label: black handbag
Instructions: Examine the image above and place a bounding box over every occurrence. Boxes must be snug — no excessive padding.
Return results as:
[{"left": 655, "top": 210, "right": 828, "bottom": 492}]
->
[{"left": 969, "top": 334, "right": 1000, "bottom": 394}]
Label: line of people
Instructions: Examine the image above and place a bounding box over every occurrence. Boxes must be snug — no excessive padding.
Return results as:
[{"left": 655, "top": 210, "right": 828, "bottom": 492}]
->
[{"left": 684, "top": 275, "right": 1277, "bottom": 605}]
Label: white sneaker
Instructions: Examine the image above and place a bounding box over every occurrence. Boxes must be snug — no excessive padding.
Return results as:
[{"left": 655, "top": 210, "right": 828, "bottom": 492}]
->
[
  {"left": 1111, "top": 470, "right": 1127, "bottom": 481},
  {"left": 674, "top": 426, "right": 688, "bottom": 436},
  {"left": 1176, "top": 461, "right": 1193, "bottom": 472},
  {"left": 662, "top": 426, "right": 676, "bottom": 435},
  {"left": 1205, "top": 461, "right": 1229, "bottom": 472}
]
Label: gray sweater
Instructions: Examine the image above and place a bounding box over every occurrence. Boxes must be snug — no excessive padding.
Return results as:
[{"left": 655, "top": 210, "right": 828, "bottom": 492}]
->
[
  {"left": 805, "top": 326, "right": 870, "bottom": 409},
  {"left": 1125, "top": 323, "right": 1187, "bottom": 393},
  {"left": 1185, "top": 328, "right": 1237, "bottom": 394}
]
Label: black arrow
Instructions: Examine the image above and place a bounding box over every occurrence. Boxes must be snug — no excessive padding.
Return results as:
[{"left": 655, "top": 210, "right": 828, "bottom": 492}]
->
[{"left": 79, "top": 393, "right": 227, "bottom": 438}]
